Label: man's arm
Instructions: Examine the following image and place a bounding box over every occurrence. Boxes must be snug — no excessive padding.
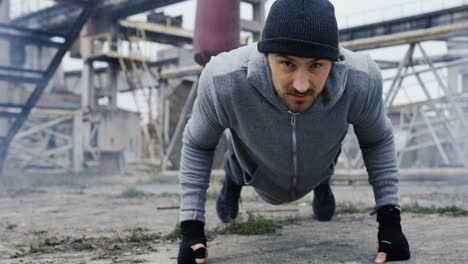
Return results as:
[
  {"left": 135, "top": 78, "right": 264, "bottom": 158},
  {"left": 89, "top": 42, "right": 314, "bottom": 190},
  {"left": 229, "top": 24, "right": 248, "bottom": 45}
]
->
[
  {"left": 350, "top": 57, "right": 410, "bottom": 263},
  {"left": 179, "top": 66, "right": 227, "bottom": 223},
  {"left": 177, "top": 65, "right": 228, "bottom": 264},
  {"left": 351, "top": 57, "right": 399, "bottom": 209}
]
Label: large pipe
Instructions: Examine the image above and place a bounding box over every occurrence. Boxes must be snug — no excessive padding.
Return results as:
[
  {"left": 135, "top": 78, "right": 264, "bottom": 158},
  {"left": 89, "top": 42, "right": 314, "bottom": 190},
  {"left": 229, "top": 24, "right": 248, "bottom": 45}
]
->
[
  {"left": 193, "top": 0, "right": 240, "bottom": 66},
  {"left": 341, "top": 22, "right": 468, "bottom": 51}
]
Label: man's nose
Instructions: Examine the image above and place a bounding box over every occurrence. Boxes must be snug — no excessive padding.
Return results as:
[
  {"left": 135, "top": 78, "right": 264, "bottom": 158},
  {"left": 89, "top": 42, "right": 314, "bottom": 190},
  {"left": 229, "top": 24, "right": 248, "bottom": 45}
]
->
[{"left": 292, "top": 71, "right": 310, "bottom": 93}]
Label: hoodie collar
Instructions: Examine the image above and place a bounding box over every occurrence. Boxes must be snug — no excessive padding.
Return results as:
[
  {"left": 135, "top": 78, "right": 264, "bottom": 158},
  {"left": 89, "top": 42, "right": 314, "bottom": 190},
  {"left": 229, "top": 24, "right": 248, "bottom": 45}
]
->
[{"left": 246, "top": 44, "right": 349, "bottom": 113}]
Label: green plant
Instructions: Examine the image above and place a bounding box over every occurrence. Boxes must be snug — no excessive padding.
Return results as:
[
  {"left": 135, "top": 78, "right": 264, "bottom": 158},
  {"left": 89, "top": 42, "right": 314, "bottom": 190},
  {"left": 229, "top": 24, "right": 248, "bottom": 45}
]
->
[
  {"left": 212, "top": 214, "right": 280, "bottom": 235},
  {"left": 30, "top": 246, "right": 56, "bottom": 254},
  {"left": 336, "top": 202, "right": 370, "bottom": 214},
  {"left": 120, "top": 186, "right": 153, "bottom": 198},
  {"left": 124, "top": 227, "right": 162, "bottom": 243},
  {"left": 402, "top": 202, "right": 468, "bottom": 217},
  {"left": 165, "top": 224, "right": 182, "bottom": 241},
  {"left": 156, "top": 192, "right": 179, "bottom": 198},
  {"left": 26, "top": 234, "right": 56, "bottom": 255}
]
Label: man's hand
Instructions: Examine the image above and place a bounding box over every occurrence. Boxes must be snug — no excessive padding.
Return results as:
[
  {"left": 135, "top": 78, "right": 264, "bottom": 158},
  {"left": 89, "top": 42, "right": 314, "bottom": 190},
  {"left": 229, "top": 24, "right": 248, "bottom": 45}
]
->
[
  {"left": 178, "top": 220, "right": 208, "bottom": 264},
  {"left": 374, "top": 205, "right": 410, "bottom": 263}
]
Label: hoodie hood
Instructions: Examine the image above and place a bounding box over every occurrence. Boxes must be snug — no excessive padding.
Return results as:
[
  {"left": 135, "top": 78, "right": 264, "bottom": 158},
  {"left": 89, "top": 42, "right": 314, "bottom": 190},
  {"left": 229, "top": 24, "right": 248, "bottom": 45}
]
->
[{"left": 246, "top": 44, "right": 349, "bottom": 113}]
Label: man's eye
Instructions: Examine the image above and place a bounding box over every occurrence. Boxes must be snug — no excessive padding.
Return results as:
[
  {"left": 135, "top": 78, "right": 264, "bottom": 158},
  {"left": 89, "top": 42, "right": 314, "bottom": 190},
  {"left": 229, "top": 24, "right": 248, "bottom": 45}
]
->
[
  {"left": 311, "top": 63, "right": 322, "bottom": 69},
  {"left": 281, "top": 61, "right": 293, "bottom": 68}
]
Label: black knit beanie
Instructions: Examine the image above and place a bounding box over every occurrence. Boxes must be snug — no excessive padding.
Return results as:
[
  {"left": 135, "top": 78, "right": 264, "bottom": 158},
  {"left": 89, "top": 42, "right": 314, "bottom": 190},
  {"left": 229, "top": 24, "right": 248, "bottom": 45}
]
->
[{"left": 258, "top": 0, "right": 339, "bottom": 61}]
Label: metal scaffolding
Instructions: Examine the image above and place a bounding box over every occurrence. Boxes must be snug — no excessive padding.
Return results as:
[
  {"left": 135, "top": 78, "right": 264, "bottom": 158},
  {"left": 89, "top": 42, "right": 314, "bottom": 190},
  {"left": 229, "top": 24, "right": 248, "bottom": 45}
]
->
[
  {"left": 0, "top": 0, "right": 101, "bottom": 173},
  {"left": 341, "top": 39, "right": 468, "bottom": 170}
]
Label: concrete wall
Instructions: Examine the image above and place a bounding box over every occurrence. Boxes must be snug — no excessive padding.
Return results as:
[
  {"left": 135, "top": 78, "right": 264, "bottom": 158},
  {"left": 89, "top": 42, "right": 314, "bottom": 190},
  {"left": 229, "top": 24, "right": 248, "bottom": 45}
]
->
[{"left": 82, "top": 108, "right": 142, "bottom": 162}]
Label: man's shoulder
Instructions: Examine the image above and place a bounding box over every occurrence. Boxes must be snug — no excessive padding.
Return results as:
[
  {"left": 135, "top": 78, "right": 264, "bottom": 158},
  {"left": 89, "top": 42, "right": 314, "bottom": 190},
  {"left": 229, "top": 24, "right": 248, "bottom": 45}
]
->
[
  {"left": 340, "top": 47, "right": 379, "bottom": 76},
  {"left": 203, "top": 44, "right": 254, "bottom": 77},
  {"left": 340, "top": 47, "right": 383, "bottom": 119},
  {"left": 340, "top": 47, "right": 381, "bottom": 96}
]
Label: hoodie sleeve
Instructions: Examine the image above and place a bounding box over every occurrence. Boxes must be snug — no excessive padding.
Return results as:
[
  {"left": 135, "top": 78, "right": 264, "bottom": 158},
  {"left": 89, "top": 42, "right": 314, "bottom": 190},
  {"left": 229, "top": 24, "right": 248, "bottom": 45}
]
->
[
  {"left": 351, "top": 57, "right": 400, "bottom": 210},
  {"left": 179, "top": 65, "right": 228, "bottom": 223}
]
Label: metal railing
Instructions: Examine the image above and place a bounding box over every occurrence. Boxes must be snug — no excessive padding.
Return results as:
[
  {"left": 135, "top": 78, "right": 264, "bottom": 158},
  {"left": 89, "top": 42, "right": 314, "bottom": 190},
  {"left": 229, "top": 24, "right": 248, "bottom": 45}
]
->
[{"left": 338, "top": 0, "right": 468, "bottom": 28}]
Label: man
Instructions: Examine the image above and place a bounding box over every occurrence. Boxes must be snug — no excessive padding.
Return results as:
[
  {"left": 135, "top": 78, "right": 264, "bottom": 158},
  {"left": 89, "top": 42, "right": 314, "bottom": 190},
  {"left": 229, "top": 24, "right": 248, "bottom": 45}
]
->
[{"left": 177, "top": 0, "right": 411, "bottom": 263}]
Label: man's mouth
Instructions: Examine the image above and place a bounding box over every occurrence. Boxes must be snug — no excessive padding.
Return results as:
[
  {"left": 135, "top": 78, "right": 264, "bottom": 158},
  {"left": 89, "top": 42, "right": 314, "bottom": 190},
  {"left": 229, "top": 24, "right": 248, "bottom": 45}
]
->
[{"left": 288, "top": 93, "right": 310, "bottom": 101}]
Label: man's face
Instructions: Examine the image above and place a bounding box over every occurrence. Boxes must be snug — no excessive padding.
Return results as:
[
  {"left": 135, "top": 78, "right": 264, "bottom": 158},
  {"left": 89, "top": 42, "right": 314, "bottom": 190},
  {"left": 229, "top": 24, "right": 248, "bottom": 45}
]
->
[{"left": 267, "top": 53, "right": 333, "bottom": 112}]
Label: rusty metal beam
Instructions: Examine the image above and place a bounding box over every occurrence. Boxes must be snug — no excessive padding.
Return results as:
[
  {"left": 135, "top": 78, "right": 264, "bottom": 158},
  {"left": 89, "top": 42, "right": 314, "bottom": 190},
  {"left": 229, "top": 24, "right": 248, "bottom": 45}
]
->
[
  {"left": 0, "top": 65, "right": 46, "bottom": 75},
  {"left": 0, "top": 32, "right": 63, "bottom": 48},
  {"left": 342, "top": 22, "right": 468, "bottom": 51},
  {"left": 0, "top": 74, "right": 43, "bottom": 84},
  {"left": 0, "top": 112, "right": 21, "bottom": 118},
  {"left": 0, "top": 103, "right": 25, "bottom": 109},
  {"left": 0, "top": 23, "right": 66, "bottom": 39},
  {"left": 339, "top": 5, "right": 468, "bottom": 42}
]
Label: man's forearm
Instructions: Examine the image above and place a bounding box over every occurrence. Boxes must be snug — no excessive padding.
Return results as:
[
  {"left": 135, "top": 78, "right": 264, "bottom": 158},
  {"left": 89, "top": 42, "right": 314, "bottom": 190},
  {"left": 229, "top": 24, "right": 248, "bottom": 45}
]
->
[
  {"left": 179, "top": 135, "right": 217, "bottom": 223},
  {"left": 361, "top": 130, "right": 400, "bottom": 209}
]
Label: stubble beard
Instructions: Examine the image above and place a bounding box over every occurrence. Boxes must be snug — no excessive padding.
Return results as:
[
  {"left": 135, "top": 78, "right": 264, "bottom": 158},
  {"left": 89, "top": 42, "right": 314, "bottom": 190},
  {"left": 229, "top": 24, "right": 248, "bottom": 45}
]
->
[{"left": 283, "top": 96, "right": 316, "bottom": 112}]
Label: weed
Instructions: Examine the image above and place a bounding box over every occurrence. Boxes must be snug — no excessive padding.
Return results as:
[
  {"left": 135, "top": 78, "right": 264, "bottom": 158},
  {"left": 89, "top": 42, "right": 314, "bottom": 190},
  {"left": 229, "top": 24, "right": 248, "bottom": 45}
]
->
[
  {"left": 77, "top": 241, "right": 97, "bottom": 250},
  {"left": 29, "top": 246, "right": 56, "bottom": 254},
  {"left": 120, "top": 186, "right": 153, "bottom": 198},
  {"left": 156, "top": 192, "right": 179, "bottom": 198},
  {"left": 165, "top": 224, "right": 182, "bottom": 241},
  {"left": 402, "top": 202, "right": 468, "bottom": 216},
  {"left": 164, "top": 214, "right": 292, "bottom": 240},
  {"left": 124, "top": 227, "right": 162, "bottom": 243},
  {"left": 336, "top": 202, "right": 370, "bottom": 214},
  {"left": 25, "top": 233, "right": 57, "bottom": 255},
  {"left": 212, "top": 214, "right": 280, "bottom": 235}
]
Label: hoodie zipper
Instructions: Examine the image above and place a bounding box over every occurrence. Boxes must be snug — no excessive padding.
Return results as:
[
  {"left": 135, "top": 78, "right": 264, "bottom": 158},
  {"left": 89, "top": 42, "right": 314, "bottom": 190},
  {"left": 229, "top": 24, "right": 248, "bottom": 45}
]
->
[{"left": 289, "top": 111, "right": 299, "bottom": 200}]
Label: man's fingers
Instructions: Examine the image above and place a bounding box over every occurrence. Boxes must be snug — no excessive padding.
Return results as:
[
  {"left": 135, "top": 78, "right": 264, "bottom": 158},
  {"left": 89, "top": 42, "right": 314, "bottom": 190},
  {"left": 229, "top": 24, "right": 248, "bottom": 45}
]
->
[
  {"left": 374, "top": 252, "right": 387, "bottom": 264},
  {"left": 191, "top": 243, "right": 207, "bottom": 264},
  {"left": 375, "top": 240, "right": 391, "bottom": 264}
]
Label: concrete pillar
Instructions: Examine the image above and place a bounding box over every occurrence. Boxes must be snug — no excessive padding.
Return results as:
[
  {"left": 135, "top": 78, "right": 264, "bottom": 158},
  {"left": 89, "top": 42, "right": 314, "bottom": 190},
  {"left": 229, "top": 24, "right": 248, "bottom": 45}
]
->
[
  {"left": 164, "top": 98, "right": 170, "bottom": 145},
  {"left": 80, "top": 16, "right": 117, "bottom": 109},
  {"left": 81, "top": 61, "right": 95, "bottom": 110},
  {"left": 0, "top": 0, "right": 10, "bottom": 137},
  {"left": 72, "top": 111, "right": 83, "bottom": 173},
  {"left": 463, "top": 72, "right": 468, "bottom": 94},
  {"left": 107, "top": 62, "right": 119, "bottom": 107},
  {"left": 252, "top": 0, "right": 266, "bottom": 42}
]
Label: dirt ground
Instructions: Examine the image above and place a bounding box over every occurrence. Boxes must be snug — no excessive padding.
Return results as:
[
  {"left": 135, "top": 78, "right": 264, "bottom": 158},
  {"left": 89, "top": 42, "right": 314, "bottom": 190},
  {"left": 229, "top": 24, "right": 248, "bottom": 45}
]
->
[{"left": 0, "top": 171, "right": 467, "bottom": 264}]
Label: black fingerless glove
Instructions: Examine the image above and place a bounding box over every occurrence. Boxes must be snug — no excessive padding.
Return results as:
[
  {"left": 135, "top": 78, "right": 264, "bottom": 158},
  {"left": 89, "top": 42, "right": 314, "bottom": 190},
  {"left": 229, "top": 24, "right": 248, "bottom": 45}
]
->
[
  {"left": 177, "top": 220, "right": 207, "bottom": 264},
  {"left": 376, "top": 205, "right": 411, "bottom": 261}
]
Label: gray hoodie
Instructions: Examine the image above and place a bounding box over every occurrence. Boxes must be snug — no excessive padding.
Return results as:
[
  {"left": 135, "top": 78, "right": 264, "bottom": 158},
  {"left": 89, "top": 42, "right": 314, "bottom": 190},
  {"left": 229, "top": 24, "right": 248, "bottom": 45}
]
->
[{"left": 179, "top": 43, "right": 399, "bottom": 223}]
